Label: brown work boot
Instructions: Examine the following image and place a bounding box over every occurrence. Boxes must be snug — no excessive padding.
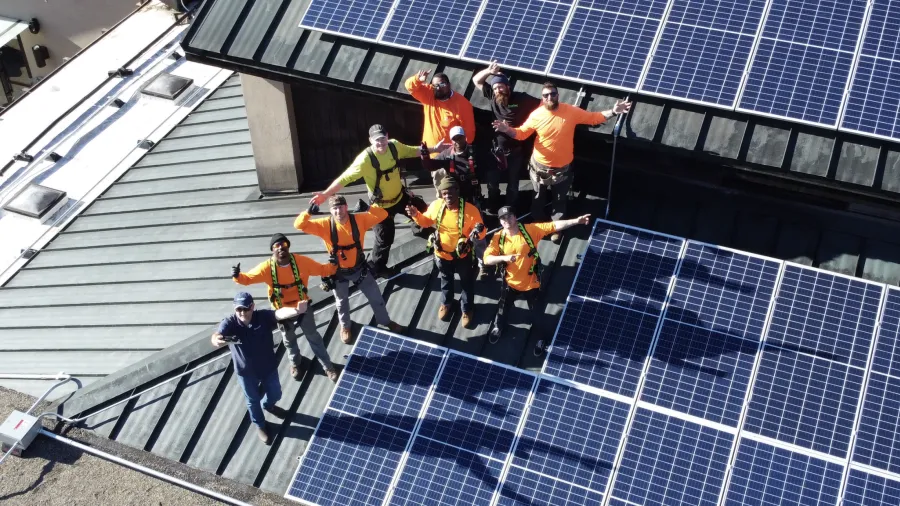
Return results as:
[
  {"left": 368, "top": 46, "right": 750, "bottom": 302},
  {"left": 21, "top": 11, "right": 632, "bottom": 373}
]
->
[
  {"left": 387, "top": 321, "right": 406, "bottom": 334},
  {"left": 438, "top": 304, "right": 451, "bottom": 321},
  {"left": 461, "top": 311, "right": 473, "bottom": 328},
  {"left": 340, "top": 326, "right": 353, "bottom": 344},
  {"left": 326, "top": 367, "right": 340, "bottom": 383},
  {"left": 290, "top": 363, "right": 303, "bottom": 381},
  {"left": 256, "top": 425, "right": 271, "bottom": 445}
]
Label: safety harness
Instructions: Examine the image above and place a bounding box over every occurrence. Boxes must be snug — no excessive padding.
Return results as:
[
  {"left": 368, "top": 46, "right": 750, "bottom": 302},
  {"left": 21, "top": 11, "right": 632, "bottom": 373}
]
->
[
  {"left": 269, "top": 255, "right": 307, "bottom": 309},
  {"left": 499, "top": 223, "right": 541, "bottom": 276},
  {"left": 328, "top": 215, "right": 364, "bottom": 271},
  {"left": 427, "top": 198, "right": 467, "bottom": 258},
  {"left": 366, "top": 142, "right": 400, "bottom": 205}
]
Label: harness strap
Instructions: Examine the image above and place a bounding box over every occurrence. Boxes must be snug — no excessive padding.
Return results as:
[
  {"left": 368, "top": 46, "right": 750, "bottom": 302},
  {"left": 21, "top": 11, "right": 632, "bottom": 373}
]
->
[
  {"left": 499, "top": 223, "right": 540, "bottom": 275},
  {"left": 328, "top": 215, "right": 364, "bottom": 268},
  {"left": 433, "top": 198, "right": 466, "bottom": 257},
  {"left": 270, "top": 255, "right": 307, "bottom": 309},
  {"left": 367, "top": 142, "right": 400, "bottom": 200}
]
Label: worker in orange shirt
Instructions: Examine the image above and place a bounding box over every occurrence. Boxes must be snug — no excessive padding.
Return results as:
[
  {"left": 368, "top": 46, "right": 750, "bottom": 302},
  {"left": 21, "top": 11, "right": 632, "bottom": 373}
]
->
[
  {"left": 406, "top": 177, "right": 486, "bottom": 328},
  {"left": 294, "top": 195, "right": 405, "bottom": 344},
  {"left": 493, "top": 82, "right": 630, "bottom": 243},
  {"left": 405, "top": 69, "right": 476, "bottom": 195},
  {"left": 483, "top": 207, "right": 591, "bottom": 342},
  {"left": 232, "top": 234, "right": 339, "bottom": 382}
]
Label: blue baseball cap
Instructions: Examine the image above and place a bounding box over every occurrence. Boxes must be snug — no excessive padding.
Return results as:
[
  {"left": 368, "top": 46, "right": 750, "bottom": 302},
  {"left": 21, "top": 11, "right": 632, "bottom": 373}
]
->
[{"left": 233, "top": 292, "right": 254, "bottom": 308}]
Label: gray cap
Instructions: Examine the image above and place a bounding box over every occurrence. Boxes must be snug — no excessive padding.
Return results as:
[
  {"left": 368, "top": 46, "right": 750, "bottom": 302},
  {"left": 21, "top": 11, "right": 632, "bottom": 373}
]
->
[
  {"left": 233, "top": 292, "right": 253, "bottom": 308},
  {"left": 497, "top": 206, "right": 515, "bottom": 219},
  {"left": 368, "top": 124, "right": 387, "bottom": 139}
]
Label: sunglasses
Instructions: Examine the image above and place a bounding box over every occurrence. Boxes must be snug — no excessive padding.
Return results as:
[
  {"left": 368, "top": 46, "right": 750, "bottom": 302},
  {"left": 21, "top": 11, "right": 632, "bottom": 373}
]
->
[
  {"left": 433, "top": 82, "right": 449, "bottom": 88},
  {"left": 542, "top": 91, "right": 559, "bottom": 98},
  {"left": 273, "top": 241, "right": 289, "bottom": 249},
  {"left": 235, "top": 306, "right": 252, "bottom": 313}
]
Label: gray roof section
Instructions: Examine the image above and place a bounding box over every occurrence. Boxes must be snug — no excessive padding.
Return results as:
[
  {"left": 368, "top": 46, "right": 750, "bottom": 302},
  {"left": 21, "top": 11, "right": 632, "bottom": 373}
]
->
[{"left": 181, "top": 0, "right": 900, "bottom": 205}]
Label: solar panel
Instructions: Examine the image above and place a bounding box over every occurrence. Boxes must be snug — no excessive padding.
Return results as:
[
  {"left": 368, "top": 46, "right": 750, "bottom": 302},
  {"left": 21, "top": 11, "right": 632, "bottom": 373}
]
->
[
  {"left": 641, "top": 0, "right": 766, "bottom": 107},
  {"left": 765, "top": 265, "right": 882, "bottom": 369},
  {"left": 743, "top": 347, "right": 864, "bottom": 458},
  {"left": 388, "top": 436, "right": 505, "bottom": 506},
  {"left": 842, "top": 469, "right": 900, "bottom": 506},
  {"left": 608, "top": 408, "right": 734, "bottom": 506},
  {"left": 496, "top": 465, "right": 606, "bottom": 506},
  {"left": 287, "top": 410, "right": 411, "bottom": 506},
  {"left": 545, "top": 298, "right": 658, "bottom": 397},
  {"left": 462, "top": 0, "right": 572, "bottom": 72},
  {"left": 381, "top": 0, "right": 482, "bottom": 56},
  {"left": 416, "top": 354, "right": 534, "bottom": 461},
  {"left": 841, "top": 1, "right": 900, "bottom": 141},
  {"left": 572, "top": 222, "right": 684, "bottom": 312},
  {"left": 512, "top": 380, "right": 629, "bottom": 494},
  {"left": 328, "top": 327, "right": 445, "bottom": 431},
  {"left": 872, "top": 288, "right": 900, "bottom": 377},
  {"left": 853, "top": 372, "right": 900, "bottom": 474},
  {"left": 724, "top": 438, "right": 844, "bottom": 505},
  {"left": 549, "top": 0, "right": 669, "bottom": 89},
  {"left": 738, "top": 0, "right": 867, "bottom": 125},
  {"left": 299, "top": 0, "right": 393, "bottom": 40}
]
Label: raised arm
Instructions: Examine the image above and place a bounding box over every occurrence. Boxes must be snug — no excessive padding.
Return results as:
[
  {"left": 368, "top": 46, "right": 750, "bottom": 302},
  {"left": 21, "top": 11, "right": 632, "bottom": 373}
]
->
[
  {"left": 551, "top": 214, "right": 591, "bottom": 233},
  {"left": 472, "top": 61, "right": 500, "bottom": 91},
  {"left": 483, "top": 235, "right": 515, "bottom": 266},
  {"left": 406, "top": 202, "right": 435, "bottom": 228},
  {"left": 574, "top": 99, "right": 633, "bottom": 125},
  {"left": 234, "top": 260, "right": 270, "bottom": 286},
  {"left": 405, "top": 70, "right": 435, "bottom": 104}
]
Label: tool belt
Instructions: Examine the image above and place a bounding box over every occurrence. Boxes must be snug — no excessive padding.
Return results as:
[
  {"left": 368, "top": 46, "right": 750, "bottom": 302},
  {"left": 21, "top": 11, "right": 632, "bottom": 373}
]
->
[{"left": 529, "top": 158, "right": 570, "bottom": 185}]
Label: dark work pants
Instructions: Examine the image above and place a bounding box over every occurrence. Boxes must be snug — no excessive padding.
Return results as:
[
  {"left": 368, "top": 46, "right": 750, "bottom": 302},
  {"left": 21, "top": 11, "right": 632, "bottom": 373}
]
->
[
  {"left": 487, "top": 146, "right": 525, "bottom": 207},
  {"left": 371, "top": 191, "right": 427, "bottom": 272},
  {"left": 493, "top": 283, "right": 539, "bottom": 331},
  {"left": 530, "top": 158, "right": 572, "bottom": 222},
  {"left": 436, "top": 256, "right": 476, "bottom": 313}
]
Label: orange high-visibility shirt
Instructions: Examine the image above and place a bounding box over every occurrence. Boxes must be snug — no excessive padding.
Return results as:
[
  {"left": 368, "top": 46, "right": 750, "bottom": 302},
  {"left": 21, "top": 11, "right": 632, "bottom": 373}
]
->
[
  {"left": 513, "top": 103, "right": 608, "bottom": 167},
  {"left": 293, "top": 207, "right": 388, "bottom": 270},
  {"left": 411, "top": 199, "right": 486, "bottom": 261},
  {"left": 405, "top": 75, "right": 476, "bottom": 157},
  {"left": 234, "top": 253, "right": 336, "bottom": 307},
  {"left": 485, "top": 222, "right": 556, "bottom": 292}
]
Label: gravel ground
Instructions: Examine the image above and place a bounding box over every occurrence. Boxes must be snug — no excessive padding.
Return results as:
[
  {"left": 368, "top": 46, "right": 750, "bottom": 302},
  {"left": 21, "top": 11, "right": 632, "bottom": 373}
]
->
[{"left": 0, "top": 387, "right": 292, "bottom": 506}]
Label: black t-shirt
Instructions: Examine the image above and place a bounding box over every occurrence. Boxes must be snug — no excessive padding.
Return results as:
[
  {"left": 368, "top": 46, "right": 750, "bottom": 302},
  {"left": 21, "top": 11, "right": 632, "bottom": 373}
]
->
[
  {"left": 482, "top": 85, "right": 540, "bottom": 151},
  {"left": 431, "top": 146, "right": 480, "bottom": 200}
]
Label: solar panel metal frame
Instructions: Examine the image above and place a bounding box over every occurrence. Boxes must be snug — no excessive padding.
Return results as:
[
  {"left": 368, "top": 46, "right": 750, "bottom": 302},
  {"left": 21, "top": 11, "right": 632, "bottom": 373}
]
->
[
  {"left": 842, "top": 466, "right": 900, "bottom": 506},
  {"left": 733, "top": 0, "right": 874, "bottom": 128},
  {"left": 297, "top": 0, "right": 393, "bottom": 45},
  {"left": 284, "top": 328, "right": 449, "bottom": 506}
]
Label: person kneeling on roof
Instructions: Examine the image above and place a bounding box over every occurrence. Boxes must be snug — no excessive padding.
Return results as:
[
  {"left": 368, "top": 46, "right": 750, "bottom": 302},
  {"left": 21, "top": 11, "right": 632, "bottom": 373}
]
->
[
  {"left": 231, "top": 234, "right": 339, "bottom": 382},
  {"left": 483, "top": 207, "right": 590, "bottom": 343},
  {"left": 294, "top": 194, "right": 406, "bottom": 344},
  {"left": 310, "top": 124, "right": 443, "bottom": 279},
  {"left": 407, "top": 177, "right": 486, "bottom": 328},
  {"left": 211, "top": 292, "right": 291, "bottom": 445}
]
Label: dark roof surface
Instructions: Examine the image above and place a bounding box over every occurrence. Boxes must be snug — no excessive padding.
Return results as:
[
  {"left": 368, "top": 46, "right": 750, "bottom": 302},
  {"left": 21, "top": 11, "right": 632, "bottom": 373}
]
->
[
  {"left": 41, "top": 69, "right": 900, "bottom": 499},
  {"left": 181, "top": 0, "right": 900, "bottom": 206}
]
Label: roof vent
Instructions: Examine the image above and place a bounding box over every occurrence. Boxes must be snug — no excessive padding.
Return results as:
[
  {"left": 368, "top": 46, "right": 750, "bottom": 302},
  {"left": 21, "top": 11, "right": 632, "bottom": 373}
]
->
[
  {"left": 3, "top": 183, "right": 68, "bottom": 223},
  {"left": 142, "top": 72, "right": 193, "bottom": 100}
]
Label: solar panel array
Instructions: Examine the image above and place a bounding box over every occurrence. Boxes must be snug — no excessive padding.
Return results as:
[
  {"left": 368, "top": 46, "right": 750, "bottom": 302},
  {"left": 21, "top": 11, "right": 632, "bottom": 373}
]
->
[
  {"left": 299, "top": 0, "right": 900, "bottom": 142},
  {"left": 287, "top": 219, "right": 900, "bottom": 505}
]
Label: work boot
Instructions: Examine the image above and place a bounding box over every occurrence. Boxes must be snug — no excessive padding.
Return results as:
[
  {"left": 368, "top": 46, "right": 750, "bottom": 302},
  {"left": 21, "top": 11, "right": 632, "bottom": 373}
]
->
[
  {"left": 290, "top": 362, "right": 303, "bottom": 381},
  {"left": 488, "top": 327, "right": 501, "bottom": 344},
  {"left": 550, "top": 233, "right": 561, "bottom": 244},
  {"left": 326, "top": 367, "right": 340, "bottom": 383},
  {"left": 461, "top": 311, "right": 473, "bottom": 329},
  {"left": 477, "top": 265, "right": 492, "bottom": 281},
  {"left": 387, "top": 321, "right": 406, "bottom": 334},
  {"left": 340, "top": 326, "right": 353, "bottom": 344},
  {"left": 438, "top": 304, "right": 452, "bottom": 321},
  {"left": 256, "top": 424, "right": 271, "bottom": 445}
]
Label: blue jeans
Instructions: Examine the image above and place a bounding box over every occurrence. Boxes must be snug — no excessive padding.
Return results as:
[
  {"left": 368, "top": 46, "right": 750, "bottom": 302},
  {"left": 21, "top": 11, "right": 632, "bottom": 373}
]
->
[{"left": 236, "top": 369, "right": 282, "bottom": 428}]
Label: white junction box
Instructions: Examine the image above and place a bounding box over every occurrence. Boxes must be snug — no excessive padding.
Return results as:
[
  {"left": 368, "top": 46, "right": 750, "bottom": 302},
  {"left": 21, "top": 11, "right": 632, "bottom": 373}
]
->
[{"left": 0, "top": 410, "right": 41, "bottom": 456}]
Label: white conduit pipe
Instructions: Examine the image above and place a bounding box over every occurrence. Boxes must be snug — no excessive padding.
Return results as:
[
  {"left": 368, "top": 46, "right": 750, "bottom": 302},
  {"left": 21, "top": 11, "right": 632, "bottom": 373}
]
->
[{"left": 39, "top": 429, "right": 255, "bottom": 506}]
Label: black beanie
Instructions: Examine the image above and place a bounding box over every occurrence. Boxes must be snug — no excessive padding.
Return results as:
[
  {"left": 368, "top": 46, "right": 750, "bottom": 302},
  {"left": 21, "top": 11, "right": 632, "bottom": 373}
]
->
[{"left": 270, "top": 233, "right": 290, "bottom": 250}]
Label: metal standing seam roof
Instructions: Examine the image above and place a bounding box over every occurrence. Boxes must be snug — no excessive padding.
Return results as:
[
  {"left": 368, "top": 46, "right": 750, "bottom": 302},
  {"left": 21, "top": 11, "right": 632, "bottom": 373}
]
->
[
  {"left": 25, "top": 71, "right": 900, "bottom": 500},
  {"left": 180, "top": 0, "right": 900, "bottom": 206}
]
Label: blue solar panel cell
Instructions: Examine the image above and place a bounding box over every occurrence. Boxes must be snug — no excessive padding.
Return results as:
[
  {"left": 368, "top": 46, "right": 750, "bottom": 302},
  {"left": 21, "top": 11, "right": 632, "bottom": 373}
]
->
[
  {"left": 853, "top": 372, "right": 900, "bottom": 475},
  {"left": 761, "top": 0, "right": 866, "bottom": 52},
  {"left": 577, "top": 0, "right": 669, "bottom": 18},
  {"left": 513, "top": 380, "right": 628, "bottom": 493},
  {"left": 743, "top": 347, "right": 863, "bottom": 458},
  {"left": 388, "top": 437, "right": 504, "bottom": 506},
  {"left": 329, "top": 328, "right": 444, "bottom": 432},
  {"left": 641, "top": 320, "right": 759, "bottom": 426},
  {"left": 665, "top": 0, "right": 766, "bottom": 34},
  {"left": 641, "top": 24, "right": 756, "bottom": 106},
  {"left": 843, "top": 469, "right": 900, "bottom": 506},
  {"left": 299, "top": 0, "right": 393, "bottom": 40},
  {"left": 549, "top": 4, "right": 662, "bottom": 89},
  {"left": 416, "top": 354, "right": 534, "bottom": 460},
  {"left": 667, "top": 243, "right": 780, "bottom": 339},
  {"left": 724, "top": 438, "right": 844, "bottom": 506},
  {"left": 381, "top": 0, "right": 482, "bottom": 56},
  {"left": 573, "top": 222, "right": 683, "bottom": 313},
  {"left": 859, "top": 0, "right": 900, "bottom": 61},
  {"left": 765, "top": 265, "right": 881, "bottom": 369},
  {"left": 463, "top": 0, "right": 572, "bottom": 72},
  {"left": 288, "top": 410, "right": 410, "bottom": 506},
  {"left": 545, "top": 298, "right": 658, "bottom": 397},
  {"left": 872, "top": 288, "right": 900, "bottom": 377},
  {"left": 841, "top": 56, "right": 900, "bottom": 139},
  {"left": 497, "top": 466, "right": 607, "bottom": 506},
  {"left": 609, "top": 409, "right": 733, "bottom": 506}
]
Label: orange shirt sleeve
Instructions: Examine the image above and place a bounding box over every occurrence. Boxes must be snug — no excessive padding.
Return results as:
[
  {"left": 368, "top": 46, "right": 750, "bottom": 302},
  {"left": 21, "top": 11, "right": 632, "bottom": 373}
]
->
[
  {"left": 411, "top": 200, "right": 439, "bottom": 229},
  {"left": 294, "top": 211, "right": 331, "bottom": 241},
  {"left": 456, "top": 95, "right": 476, "bottom": 143},
  {"left": 513, "top": 109, "right": 539, "bottom": 141},
  {"left": 571, "top": 106, "right": 609, "bottom": 126},
  {"left": 405, "top": 74, "right": 434, "bottom": 105},
  {"left": 526, "top": 222, "right": 556, "bottom": 243},
  {"left": 484, "top": 234, "right": 501, "bottom": 260},
  {"left": 462, "top": 203, "right": 486, "bottom": 239},
  {"left": 235, "top": 260, "right": 272, "bottom": 286},
  {"left": 296, "top": 254, "right": 337, "bottom": 280},
  {"left": 359, "top": 206, "right": 389, "bottom": 231}
]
